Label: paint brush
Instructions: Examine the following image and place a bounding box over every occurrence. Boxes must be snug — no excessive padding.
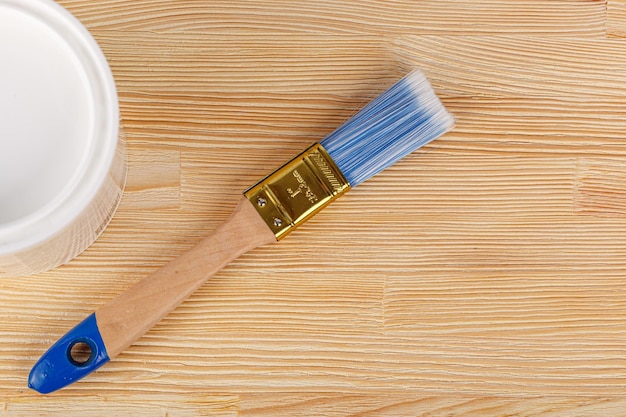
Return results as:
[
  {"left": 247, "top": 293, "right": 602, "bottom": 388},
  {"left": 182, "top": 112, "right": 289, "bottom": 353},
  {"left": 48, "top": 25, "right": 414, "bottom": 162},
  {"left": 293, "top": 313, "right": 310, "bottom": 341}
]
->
[{"left": 29, "top": 69, "right": 455, "bottom": 393}]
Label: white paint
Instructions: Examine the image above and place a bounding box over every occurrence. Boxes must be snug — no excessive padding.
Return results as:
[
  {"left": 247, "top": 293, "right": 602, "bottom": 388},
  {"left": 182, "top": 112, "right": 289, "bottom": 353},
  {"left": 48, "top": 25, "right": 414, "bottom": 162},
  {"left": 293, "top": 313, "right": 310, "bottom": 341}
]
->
[
  {"left": 0, "top": 0, "right": 125, "bottom": 275},
  {"left": 0, "top": 6, "right": 92, "bottom": 224}
]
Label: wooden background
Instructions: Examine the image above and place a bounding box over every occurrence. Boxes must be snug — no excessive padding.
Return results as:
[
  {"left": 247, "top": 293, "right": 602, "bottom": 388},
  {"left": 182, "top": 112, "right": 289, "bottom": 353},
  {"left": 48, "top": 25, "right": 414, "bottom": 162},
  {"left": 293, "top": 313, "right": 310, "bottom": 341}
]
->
[{"left": 3, "top": 0, "right": 626, "bottom": 415}]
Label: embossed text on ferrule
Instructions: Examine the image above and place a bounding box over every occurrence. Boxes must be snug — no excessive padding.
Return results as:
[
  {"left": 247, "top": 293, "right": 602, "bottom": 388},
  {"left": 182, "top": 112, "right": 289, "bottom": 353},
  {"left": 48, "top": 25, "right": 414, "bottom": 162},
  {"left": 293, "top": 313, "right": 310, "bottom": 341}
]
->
[{"left": 288, "top": 169, "right": 319, "bottom": 203}]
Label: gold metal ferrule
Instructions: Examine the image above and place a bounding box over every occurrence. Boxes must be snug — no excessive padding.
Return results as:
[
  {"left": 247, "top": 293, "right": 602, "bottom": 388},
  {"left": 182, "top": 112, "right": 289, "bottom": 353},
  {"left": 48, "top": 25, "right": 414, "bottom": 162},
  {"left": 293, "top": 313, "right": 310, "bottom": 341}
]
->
[{"left": 244, "top": 143, "right": 351, "bottom": 240}]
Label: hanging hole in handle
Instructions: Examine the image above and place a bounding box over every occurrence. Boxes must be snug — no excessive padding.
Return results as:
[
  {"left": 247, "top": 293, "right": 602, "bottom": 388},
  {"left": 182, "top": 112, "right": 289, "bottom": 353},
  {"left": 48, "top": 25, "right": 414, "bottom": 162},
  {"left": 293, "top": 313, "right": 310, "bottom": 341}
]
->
[{"left": 67, "top": 339, "right": 96, "bottom": 367}]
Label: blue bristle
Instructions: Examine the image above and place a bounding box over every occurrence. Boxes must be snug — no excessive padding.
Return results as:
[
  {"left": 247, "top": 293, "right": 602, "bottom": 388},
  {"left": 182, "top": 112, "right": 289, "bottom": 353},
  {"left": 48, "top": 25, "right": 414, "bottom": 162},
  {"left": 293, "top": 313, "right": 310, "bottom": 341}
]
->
[{"left": 320, "top": 70, "right": 454, "bottom": 187}]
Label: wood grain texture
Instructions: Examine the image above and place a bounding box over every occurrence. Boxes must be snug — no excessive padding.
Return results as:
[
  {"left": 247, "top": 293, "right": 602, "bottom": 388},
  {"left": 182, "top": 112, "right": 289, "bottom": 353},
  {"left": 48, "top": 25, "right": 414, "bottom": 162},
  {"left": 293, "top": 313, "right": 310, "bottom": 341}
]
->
[
  {"left": 238, "top": 395, "right": 626, "bottom": 417},
  {"left": 608, "top": 0, "right": 626, "bottom": 37},
  {"left": 1, "top": 394, "right": 238, "bottom": 416},
  {"left": 124, "top": 147, "right": 180, "bottom": 209},
  {"left": 3, "top": 0, "right": 626, "bottom": 415},
  {"left": 59, "top": 0, "right": 607, "bottom": 36}
]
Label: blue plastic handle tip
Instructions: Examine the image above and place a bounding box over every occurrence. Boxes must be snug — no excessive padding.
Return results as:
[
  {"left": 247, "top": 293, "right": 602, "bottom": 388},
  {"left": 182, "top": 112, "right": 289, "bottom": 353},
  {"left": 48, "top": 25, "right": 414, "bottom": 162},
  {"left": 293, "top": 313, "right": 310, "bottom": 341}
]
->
[{"left": 28, "top": 313, "right": 110, "bottom": 394}]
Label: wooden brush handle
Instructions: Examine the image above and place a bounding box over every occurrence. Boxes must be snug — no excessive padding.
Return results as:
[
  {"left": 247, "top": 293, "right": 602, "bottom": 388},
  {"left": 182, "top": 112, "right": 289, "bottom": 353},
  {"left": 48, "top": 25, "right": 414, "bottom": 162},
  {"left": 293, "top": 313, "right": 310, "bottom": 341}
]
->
[
  {"left": 29, "top": 196, "right": 276, "bottom": 393},
  {"left": 97, "top": 196, "right": 276, "bottom": 357}
]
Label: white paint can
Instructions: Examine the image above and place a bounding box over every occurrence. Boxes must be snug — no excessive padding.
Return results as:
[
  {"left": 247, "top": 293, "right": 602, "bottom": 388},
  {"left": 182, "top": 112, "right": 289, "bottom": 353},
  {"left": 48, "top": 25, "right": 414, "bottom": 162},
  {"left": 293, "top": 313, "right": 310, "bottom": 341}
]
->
[{"left": 0, "top": 0, "right": 127, "bottom": 276}]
